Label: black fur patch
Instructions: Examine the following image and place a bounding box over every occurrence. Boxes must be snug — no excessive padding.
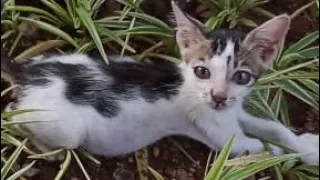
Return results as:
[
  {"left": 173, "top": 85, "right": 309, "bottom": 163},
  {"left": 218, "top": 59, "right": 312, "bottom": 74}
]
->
[
  {"left": 17, "top": 58, "right": 184, "bottom": 118},
  {"left": 207, "top": 29, "right": 246, "bottom": 55}
]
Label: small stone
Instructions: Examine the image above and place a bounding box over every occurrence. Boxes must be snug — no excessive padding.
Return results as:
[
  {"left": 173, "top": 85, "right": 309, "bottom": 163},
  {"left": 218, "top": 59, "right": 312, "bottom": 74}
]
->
[
  {"left": 188, "top": 168, "right": 196, "bottom": 173},
  {"left": 153, "top": 146, "right": 160, "bottom": 158},
  {"left": 23, "top": 166, "right": 40, "bottom": 177},
  {"left": 128, "top": 157, "right": 134, "bottom": 163},
  {"left": 164, "top": 168, "right": 177, "bottom": 178},
  {"left": 116, "top": 162, "right": 123, "bottom": 167},
  {"left": 188, "top": 173, "right": 194, "bottom": 177},
  {"left": 176, "top": 169, "right": 188, "bottom": 180},
  {"left": 113, "top": 168, "right": 135, "bottom": 180}
]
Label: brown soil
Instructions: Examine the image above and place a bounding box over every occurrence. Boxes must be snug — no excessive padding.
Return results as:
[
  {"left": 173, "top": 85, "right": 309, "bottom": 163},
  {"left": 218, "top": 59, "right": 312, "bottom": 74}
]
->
[{"left": 1, "top": 0, "right": 319, "bottom": 180}]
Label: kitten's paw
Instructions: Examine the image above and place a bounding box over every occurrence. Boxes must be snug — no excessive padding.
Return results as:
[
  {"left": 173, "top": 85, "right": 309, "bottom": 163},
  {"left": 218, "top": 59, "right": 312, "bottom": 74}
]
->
[
  {"left": 298, "top": 133, "right": 319, "bottom": 165},
  {"left": 301, "top": 152, "right": 319, "bottom": 166},
  {"left": 270, "top": 145, "right": 284, "bottom": 156},
  {"left": 299, "top": 133, "right": 319, "bottom": 148}
]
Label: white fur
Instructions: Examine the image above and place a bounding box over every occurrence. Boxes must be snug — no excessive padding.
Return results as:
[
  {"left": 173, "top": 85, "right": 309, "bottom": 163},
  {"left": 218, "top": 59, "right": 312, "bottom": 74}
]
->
[
  {"left": 9, "top": 54, "right": 319, "bottom": 165},
  {"left": 30, "top": 54, "right": 93, "bottom": 65}
]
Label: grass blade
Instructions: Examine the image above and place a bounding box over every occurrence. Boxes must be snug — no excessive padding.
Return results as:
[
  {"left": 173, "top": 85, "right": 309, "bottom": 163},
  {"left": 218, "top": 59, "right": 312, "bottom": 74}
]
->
[
  {"left": 221, "top": 154, "right": 300, "bottom": 180},
  {"left": 71, "top": 150, "right": 91, "bottom": 180},
  {"left": 18, "top": 17, "right": 79, "bottom": 48},
  {"left": 14, "top": 40, "right": 67, "bottom": 62},
  {"left": 28, "top": 149, "right": 64, "bottom": 160},
  {"left": 54, "top": 150, "right": 71, "bottom": 180},
  {"left": 284, "top": 31, "right": 319, "bottom": 55},
  {"left": 148, "top": 166, "right": 165, "bottom": 180},
  {"left": 1, "top": 109, "right": 49, "bottom": 120},
  {"left": 6, "top": 160, "right": 36, "bottom": 180},
  {"left": 205, "top": 136, "right": 235, "bottom": 180},
  {"left": 5, "top": 5, "right": 63, "bottom": 25},
  {"left": 76, "top": 5, "right": 108, "bottom": 63},
  {"left": 277, "top": 80, "right": 318, "bottom": 109},
  {"left": 1, "top": 139, "right": 27, "bottom": 180},
  {"left": 117, "top": 11, "right": 173, "bottom": 33},
  {"left": 1, "top": 85, "right": 19, "bottom": 97},
  {"left": 40, "top": 0, "right": 73, "bottom": 25}
]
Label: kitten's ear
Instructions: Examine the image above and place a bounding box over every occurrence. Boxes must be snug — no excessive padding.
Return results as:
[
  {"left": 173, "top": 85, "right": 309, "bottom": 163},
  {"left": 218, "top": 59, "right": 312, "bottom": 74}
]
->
[
  {"left": 242, "top": 15, "right": 290, "bottom": 69},
  {"left": 171, "top": 1, "right": 209, "bottom": 55}
]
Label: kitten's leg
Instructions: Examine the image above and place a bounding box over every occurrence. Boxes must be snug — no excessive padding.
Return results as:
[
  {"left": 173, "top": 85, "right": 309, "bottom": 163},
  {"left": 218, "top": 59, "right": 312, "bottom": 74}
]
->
[
  {"left": 230, "top": 135, "right": 283, "bottom": 156},
  {"left": 238, "top": 110, "right": 319, "bottom": 165}
]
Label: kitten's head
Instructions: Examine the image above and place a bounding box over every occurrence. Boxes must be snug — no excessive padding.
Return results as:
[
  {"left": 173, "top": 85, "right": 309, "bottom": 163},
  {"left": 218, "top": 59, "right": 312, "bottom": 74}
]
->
[{"left": 172, "top": 1, "right": 290, "bottom": 110}]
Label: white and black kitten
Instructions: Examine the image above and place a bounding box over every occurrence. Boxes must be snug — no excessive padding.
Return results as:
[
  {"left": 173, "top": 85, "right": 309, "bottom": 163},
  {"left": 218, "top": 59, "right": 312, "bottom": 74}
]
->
[{"left": 4, "top": 1, "right": 319, "bottom": 165}]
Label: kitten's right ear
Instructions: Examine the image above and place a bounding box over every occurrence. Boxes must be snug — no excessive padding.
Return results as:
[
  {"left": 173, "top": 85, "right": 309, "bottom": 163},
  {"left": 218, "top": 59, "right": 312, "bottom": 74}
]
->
[
  {"left": 242, "top": 15, "right": 290, "bottom": 69},
  {"left": 171, "top": 1, "right": 209, "bottom": 56}
]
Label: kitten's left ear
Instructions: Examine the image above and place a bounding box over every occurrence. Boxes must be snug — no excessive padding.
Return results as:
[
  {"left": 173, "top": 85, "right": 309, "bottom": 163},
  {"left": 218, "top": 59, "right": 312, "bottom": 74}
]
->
[
  {"left": 242, "top": 15, "right": 290, "bottom": 69},
  {"left": 171, "top": 0, "right": 210, "bottom": 61}
]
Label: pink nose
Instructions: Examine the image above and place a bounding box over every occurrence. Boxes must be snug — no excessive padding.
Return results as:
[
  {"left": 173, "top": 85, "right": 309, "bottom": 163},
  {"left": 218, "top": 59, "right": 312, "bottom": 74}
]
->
[{"left": 211, "top": 92, "right": 227, "bottom": 104}]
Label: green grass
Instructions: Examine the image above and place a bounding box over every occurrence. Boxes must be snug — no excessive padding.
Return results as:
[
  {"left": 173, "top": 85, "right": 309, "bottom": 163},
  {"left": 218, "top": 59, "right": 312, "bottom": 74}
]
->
[{"left": 1, "top": 0, "right": 319, "bottom": 179}]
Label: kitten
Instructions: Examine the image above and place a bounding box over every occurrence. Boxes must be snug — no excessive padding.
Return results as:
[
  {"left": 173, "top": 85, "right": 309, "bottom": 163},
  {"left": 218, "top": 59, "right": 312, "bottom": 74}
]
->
[{"left": 3, "top": 1, "right": 319, "bottom": 165}]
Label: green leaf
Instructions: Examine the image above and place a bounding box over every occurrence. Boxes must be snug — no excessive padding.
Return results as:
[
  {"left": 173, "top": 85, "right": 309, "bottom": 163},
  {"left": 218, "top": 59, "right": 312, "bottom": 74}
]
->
[
  {"left": 1, "top": 29, "right": 15, "bottom": 40},
  {"left": 290, "top": 1, "right": 317, "bottom": 20},
  {"left": 1, "top": 85, "right": 19, "bottom": 97},
  {"left": 294, "top": 165, "right": 319, "bottom": 176},
  {"left": 259, "top": 59, "right": 319, "bottom": 84},
  {"left": 96, "top": 25, "right": 136, "bottom": 52},
  {"left": 40, "top": 0, "right": 73, "bottom": 25},
  {"left": 118, "top": 25, "right": 173, "bottom": 38},
  {"left": 298, "top": 79, "right": 319, "bottom": 95},
  {"left": 14, "top": 40, "right": 67, "bottom": 62},
  {"left": 205, "top": 136, "right": 235, "bottom": 180},
  {"left": 299, "top": 46, "right": 319, "bottom": 60},
  {"left": 270, "top": 90, "right": 282, "bottom": 118},
  {"left": 277, "top": 80, "right": 318, "bottom": 109},
  {"left": 224, "top": 153, "right": 273, "bottom": 167},
  {"left": 76, "top": 5, "right": 108, "bottom": 63},
  {"left": 6, "top": 160, "right": 36, "bottom": 180},
  {"left": 119, "top": 11, "right": 173, "bottom": 33},
  {"left": 54, "top": 150, "right": 71, "bottom": 180},
  {"left": 284, "top": 31, "right": 319, "bottom": 55},
  {"left": 1, "top": 139, "right": 27, "bottom": 180},
  {"left": 28, "top": 149, "right": 64, "bottom": 160},
  {"left": 1, "top": 109, "right": 48, "bottom": 120},
  {"left": 221, "top": 154, "right": 300, "bottom": 180},
  {"left": 18, "top": 17, "right": 79, "bottom": 48},
  {"left": 148, "top": 166, "right": 165, "bottom": 180},
  {"left": 95, "top": 18, "right": 135, "bottom": 29},
  {"left": 5, "top": 5, "right": 63, "bottom": 25},
  {"left": 296, "top": 172, "right": 318, "bottom": 180},
  {"left": 115, "top": 0, "right": 143, "bottom": 12},
  {"left": 281, "top": 159, "right": 299, "bottom": 172},
  {"left": 279, "top": 97, "right": 291, "bottom": 127},
  {"left": 252, "top": 7, "right": 276, "bottom": 18},
  {"left": 205, "top": 16, "right": 221, "bottom": 30},
  {"left": 71, "top": 150, "right": 91, "bottom": 180},
  {"left": 238, "top": 17, "right": 258, "bottom": 27}
]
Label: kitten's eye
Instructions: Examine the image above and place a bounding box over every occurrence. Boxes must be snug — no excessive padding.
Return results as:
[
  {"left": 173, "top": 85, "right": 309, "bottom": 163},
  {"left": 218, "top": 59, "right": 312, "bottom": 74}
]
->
[
  {"left": 233, "top": 71, "right": 253, "bottom": 85},
  {"left": 194, "top": 66, "right": 210, "bottom": 79}
]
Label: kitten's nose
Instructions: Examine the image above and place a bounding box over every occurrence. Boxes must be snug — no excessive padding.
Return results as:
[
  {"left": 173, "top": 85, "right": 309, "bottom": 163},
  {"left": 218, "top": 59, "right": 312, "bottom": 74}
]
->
[{"left": 211, "top": 92, "right": 227, "bottom": 104}]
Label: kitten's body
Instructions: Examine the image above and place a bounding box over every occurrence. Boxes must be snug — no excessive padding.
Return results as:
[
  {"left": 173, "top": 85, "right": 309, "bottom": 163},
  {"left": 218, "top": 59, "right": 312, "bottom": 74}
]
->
[
  {"left": 11, "top": 52, "right": 242, "bottom": 156},
  {"left": 4, "top": 2, "right": 319, "bottom": 165}
]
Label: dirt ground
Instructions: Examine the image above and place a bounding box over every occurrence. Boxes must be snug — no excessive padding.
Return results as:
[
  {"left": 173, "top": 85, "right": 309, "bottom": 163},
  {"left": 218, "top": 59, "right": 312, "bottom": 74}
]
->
[{"left": 1, "top": 0, "right": 319, "bottom": 179}]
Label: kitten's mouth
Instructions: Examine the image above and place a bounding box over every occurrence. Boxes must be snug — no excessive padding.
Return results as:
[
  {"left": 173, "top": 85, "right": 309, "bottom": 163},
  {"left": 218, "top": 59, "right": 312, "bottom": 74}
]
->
[{"left": 210, "top": 102, "right": 227, "bottom": 110}]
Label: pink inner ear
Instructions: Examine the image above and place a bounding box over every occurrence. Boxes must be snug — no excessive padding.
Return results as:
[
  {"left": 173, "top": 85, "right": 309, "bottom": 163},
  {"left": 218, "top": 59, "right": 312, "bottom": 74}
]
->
[{"left": 262, "top": 46, "right": 276, "bottom": 62}]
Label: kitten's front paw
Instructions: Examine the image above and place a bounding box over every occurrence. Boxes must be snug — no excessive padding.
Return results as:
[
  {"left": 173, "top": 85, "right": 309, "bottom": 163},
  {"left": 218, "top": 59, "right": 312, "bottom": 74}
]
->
[{"left": 298, "top": 133, "right": 319, "bottom": 165}]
